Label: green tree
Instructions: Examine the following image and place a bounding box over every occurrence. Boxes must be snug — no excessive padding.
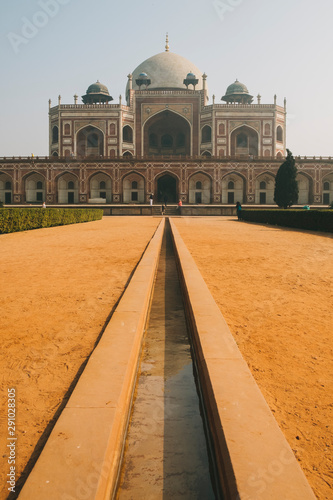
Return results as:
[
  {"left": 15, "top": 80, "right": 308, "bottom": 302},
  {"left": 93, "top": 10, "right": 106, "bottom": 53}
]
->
[{"left": 274, "top": 149, "right": 298, "bottom": 208}]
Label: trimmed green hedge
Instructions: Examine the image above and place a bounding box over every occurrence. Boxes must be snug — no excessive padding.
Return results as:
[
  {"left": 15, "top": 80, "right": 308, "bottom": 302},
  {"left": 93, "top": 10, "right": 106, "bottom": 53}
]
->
[
  {"left": 240, "top": 209, "right": 333, "bottom": 233},
  {"left": 0, "top": 208, "right": 103, "bottom": 234}
]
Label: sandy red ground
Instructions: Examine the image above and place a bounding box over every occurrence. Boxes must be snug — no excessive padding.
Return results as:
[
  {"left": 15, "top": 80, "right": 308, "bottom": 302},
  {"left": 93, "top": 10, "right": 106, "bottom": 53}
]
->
[
  {"left": 0, "top": 216, "right": 332, "bottom": 499},
  {"left": 174, "top": 217, "right": 333, "bottom": 500},
  {"left": 0, "top": 217, "right": 160, "bottom": 499}
]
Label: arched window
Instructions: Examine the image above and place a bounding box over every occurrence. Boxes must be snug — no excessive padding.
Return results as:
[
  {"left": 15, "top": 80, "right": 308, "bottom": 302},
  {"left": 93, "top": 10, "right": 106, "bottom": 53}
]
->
[
  {"left": 64, "top": 123, "right": 70, "bottom": 135},
  {"left": 149, "top": 133, "right": 158, "bottom": 147},
  {"left": 228, "top": 181, "right": 235, "bottom": 189},
  {"left": 109, "top": 123, "right": 116, "bottom": 135},
  {"left": 36, "top": 181, "right": 43, "bottom": 189},
  {"left": 123, "top": 151, "right": 133, "bottom": 158},
  {"left": 323, "top": 181, "right": 330, "bottom": 190},
  {"left": 52, "top": 151, "right": 58, "bottom": 157},
  {"left": 5, "top": 181, "right": 11, "bottom": 190},
  {"left": 202, "top": 125, "right": 212, "bottom": 143},
  {"left": 123, "top": 126, "right": 133, "bottom": 143},
  {"left": 132, "top": 181, "right": 138, "bottom": 189},
  {"left": 68, "top": 181, "right": 74, "bottom": 189},
  {"left": 276, "top": 126, "right": 283, "bottom": 142},
  {"left": 260, "top": 181, "right": 266, "bottom": 189},
  {"left": 161, "top": 134, "right": 173, "bottom": 148},
  {"left": 218, "top": 123, "right": 225, "bottom": 136},
  {"left": 52, "top": 126, "right": 59, "bottom": 144},
  {"left": 264, "top": 123, "right": 271, "bottom": 135},
  {"left": 195, "top": 181, "right": 202, "bottom": 190},
  {"left": 236, "top": 133, "right": 248, "bottom": 148},
  {"left": 100, "top": 181, "right": 106, "bottom": 189}
]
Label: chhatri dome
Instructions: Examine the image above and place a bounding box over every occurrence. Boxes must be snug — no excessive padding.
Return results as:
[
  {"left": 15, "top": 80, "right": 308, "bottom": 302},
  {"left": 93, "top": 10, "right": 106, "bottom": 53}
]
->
[
  {"left": 126, "top": 35, "right": 206, "bottom": 97},
  {"left": 82, "top": 80, "right": 113, "bottom": 104},
  {"left": 222, "top": 79, "right": 253, "bottom": 104}
]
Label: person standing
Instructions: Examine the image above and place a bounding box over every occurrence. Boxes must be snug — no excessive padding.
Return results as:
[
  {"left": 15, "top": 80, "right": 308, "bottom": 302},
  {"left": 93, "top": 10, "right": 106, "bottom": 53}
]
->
[
  {"left": 177, "top": 199, "right": 182, "bottom": 215},
  {"left": 236, "top": 201, "right": 242, "bottom": 220},
  {"left": 149, "top": 194, "right": 153, "bottom": 206}
]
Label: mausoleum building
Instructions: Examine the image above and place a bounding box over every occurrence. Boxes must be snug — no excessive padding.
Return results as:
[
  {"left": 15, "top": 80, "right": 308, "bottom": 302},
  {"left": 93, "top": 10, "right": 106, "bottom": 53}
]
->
[{"left": 1, "top": 37, "right": 332, "bottom": 206}]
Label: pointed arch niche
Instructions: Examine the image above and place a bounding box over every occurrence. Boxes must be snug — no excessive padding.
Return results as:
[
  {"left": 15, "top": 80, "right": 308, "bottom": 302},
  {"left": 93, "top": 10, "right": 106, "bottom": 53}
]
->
[
  {"left": 255, "top": 173, "right": 275, "bottom": 204},
  {"left": 188, "top": 173, "right": 212, "bottom": 204},
  {"left": 0, "top": 173, "right": 13, "bottom": 204},
  {"left": 89, "top": 173, "right": 112, "bottom": 203},
  {"left": 222, "top": 173, "right": 245, "bottom": 203},
  {"left": 322, "top": 174, "right": 333, "bottom": 205},
  {"left": 76, "top": 126, "right": 104, "bottom": 157},
  {"left": 57, "top": 173, "right": 79, "bottom": 203},
  {"left": 230, "top": 125, "right": 259, "bottom": 157},
  {"left": 122, "top": 172, "right": 145, "bottom": 203},
  {"left": 144, "top": 110, "right": 191, "bottom": 156},
  {"left": 24, "top": 172, "right": 46, "bottom": 203},
  {"left": 297, "top": 173, "right": 312, "bottom": 205}
]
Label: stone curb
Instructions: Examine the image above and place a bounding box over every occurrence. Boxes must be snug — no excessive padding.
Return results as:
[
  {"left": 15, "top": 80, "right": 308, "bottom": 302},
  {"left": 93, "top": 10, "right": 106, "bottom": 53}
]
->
[
  {"left": 18, "top": 218, "right": 165, "bottom": 500},
  {"left": 169, "top": 219, "right": 316, "bottom": 500}
]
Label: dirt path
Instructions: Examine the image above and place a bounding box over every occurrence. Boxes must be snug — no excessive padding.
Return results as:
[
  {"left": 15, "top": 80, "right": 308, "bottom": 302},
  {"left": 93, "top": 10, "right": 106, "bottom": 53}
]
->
[
  {"left": 174, "top": 217, "right": 333, "bottom": 500},
  {"left": 0, "top": 217, "right": 161, "bottom": 499}
]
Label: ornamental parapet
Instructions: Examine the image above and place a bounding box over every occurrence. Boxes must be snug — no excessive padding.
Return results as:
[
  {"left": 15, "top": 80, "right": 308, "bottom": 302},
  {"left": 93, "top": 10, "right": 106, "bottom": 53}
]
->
[
  {"left": 49, "top": 104, "right": 130, "bottom": 112},
  {"left": 204, "top": 103, "right": 283, "bottom": 110},
  {"left": 1, "top": 155, "right": 332, "bottom": 164}
]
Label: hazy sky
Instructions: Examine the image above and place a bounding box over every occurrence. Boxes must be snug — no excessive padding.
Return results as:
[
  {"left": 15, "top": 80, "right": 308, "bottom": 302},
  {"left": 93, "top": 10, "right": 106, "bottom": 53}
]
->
[{"left": 0, "top": 0, "right": 332, "bottom": 157}]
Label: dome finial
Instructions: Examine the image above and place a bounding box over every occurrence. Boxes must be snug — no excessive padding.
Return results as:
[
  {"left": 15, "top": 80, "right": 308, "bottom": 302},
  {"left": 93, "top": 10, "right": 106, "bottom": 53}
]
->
[{"left": 165, "top": 32, "right": 169, "bottom": 52}]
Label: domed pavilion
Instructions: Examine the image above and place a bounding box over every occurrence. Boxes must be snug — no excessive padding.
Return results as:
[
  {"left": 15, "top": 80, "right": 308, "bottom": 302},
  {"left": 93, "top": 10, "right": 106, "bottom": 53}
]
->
[{"left": 82, "top": 81, "right": 113, "bottom": 104}]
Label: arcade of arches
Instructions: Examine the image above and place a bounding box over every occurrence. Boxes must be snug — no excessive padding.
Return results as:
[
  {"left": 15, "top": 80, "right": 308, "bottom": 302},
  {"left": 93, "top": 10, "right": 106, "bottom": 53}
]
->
[{"left": 1, "top": 169, "right": 331, "bottom": 205}]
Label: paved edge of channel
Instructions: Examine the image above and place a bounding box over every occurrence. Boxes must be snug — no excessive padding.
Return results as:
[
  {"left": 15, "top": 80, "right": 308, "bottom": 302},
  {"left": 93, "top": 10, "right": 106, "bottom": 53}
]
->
[
  {"left": 169, "top": 218, "right": 316, "bottom": 500},
  {"left": 18, "top": 218, "right": 165, "bottom": 500}
]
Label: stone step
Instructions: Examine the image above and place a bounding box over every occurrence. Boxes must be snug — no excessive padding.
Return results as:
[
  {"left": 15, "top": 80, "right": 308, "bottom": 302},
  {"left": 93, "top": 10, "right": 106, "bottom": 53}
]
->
[
  {"left": 152, "top": 206, "right": 163, "bottom": 215},
  {"left": 164, "top": 206, "right": 178, "bottom": 215}
]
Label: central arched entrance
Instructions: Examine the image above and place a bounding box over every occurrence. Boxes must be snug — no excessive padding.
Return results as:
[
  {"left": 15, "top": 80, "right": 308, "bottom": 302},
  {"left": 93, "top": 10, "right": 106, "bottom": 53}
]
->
[
  {"left": 144, "top": 111, "right": 191, "bottom": 156},
  {"left": 156, "top": 174, "right": 177, "bottom": 203}
]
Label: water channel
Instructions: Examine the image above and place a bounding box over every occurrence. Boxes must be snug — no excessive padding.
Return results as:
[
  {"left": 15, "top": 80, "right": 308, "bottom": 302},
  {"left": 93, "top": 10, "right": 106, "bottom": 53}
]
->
[{"left": 116, "top": 221, "right": 218, "bottom": 499}]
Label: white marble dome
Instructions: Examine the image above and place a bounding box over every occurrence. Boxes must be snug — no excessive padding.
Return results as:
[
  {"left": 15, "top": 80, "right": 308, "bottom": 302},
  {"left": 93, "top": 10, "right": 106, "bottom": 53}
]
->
[{"left": 126, "top": 51, "right": 205, "bottom": 94}]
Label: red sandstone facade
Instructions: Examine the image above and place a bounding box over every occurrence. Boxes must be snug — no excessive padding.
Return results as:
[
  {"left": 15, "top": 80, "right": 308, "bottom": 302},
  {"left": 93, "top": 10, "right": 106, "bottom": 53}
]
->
[{"left": 0, "top": 157, "right": 332, "bottom": 206}]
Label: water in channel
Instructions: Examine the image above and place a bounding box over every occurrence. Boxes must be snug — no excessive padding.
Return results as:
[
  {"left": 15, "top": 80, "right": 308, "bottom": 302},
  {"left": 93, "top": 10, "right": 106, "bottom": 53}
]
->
[{"left": 116, "top": 221, "right": 216, "bottom": 499}]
